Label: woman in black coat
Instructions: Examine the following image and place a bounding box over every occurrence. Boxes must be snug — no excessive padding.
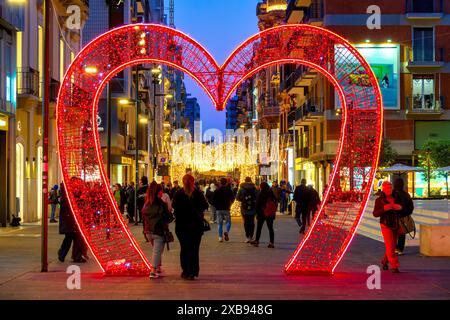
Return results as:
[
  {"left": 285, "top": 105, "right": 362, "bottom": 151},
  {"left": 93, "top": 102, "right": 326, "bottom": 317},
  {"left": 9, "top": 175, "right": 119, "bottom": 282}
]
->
[
  {"left": 373, "top": 181, "right": 406, "bottom": 273},
  {"left": 252, "top": 182, "right": 277, "bottom": 248},
  {"left": 57, "top": 183, "right": 85, "bottom": 263},
  {"left": 172, "top": 174, "right": 209, "bottom": 280}
]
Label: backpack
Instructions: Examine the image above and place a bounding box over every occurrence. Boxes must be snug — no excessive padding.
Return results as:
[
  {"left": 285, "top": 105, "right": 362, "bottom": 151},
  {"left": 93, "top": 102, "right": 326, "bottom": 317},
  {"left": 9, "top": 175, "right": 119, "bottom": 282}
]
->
[
  {"left": 242, "top": 188, "right": 256, "bottom": 211},
  {"left": 264, "top": 198, "right": 277, "bottom": 217}
]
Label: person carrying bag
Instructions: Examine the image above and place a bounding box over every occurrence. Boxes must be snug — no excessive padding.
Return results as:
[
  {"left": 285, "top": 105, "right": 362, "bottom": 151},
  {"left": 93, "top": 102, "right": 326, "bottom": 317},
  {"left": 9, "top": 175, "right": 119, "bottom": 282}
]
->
[{"left": 142, "top": 182, "right": 174, "bottom": 279}]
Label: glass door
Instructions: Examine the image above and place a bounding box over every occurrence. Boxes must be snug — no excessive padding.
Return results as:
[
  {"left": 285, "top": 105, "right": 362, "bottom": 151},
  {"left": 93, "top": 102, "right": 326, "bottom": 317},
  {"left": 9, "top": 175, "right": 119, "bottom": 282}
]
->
[
  {"left": 16, "top": 143, "right": 24, "bottom": 219},
  {"left": 412, "top": 76, "right": 434, "bottom": 109},
  {"left": 413, "top": 28, "right": 434, "bottom": 62}
]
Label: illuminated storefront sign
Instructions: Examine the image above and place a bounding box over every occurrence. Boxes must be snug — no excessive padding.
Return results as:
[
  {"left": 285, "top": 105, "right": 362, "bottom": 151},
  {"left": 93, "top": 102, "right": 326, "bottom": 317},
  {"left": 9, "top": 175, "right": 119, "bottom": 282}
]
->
[{"left": 0, "top": 115, "right": 8, "bottom": 131}]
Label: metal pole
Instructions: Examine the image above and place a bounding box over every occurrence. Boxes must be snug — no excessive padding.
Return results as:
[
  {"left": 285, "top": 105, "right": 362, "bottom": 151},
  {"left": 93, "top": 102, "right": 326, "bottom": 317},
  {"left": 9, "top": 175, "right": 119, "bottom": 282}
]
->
[
  {"left": 41, "top": 0, "right": 50, "bottom": 273},
  {"left": 153, "top": 80, "right": 157, "bottom": 180},
  {"left": 292, "top": 117, "right": 297, "bottom": 187},
  {"left": 134, "top": 65, "right": 139, "bottom": 224},
  {"left": 107, "top": 83, "right": 112, "bottom": 181},
  {"left": 427, "top": 150, "right": 431, "bottom": 198}
]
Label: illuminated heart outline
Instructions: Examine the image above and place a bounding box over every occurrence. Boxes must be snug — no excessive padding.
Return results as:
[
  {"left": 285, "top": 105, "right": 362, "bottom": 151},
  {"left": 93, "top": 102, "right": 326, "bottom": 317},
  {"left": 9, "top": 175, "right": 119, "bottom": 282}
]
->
[{"left": 57, "top": 24, "right": 382, "bottom": 275}]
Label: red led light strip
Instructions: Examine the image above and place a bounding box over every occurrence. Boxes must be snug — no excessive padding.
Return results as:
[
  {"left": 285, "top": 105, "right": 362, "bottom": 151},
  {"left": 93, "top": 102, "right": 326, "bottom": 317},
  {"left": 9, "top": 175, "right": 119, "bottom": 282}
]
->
[{"left": 57, "top": 23, "right": 382, "bottom": 275}]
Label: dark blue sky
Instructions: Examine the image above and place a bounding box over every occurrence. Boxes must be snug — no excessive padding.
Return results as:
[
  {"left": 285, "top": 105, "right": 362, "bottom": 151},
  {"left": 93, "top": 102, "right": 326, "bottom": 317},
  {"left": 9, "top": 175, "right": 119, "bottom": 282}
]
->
[{"left": 175, "top": 0, "right": 259, "bottom": 132}]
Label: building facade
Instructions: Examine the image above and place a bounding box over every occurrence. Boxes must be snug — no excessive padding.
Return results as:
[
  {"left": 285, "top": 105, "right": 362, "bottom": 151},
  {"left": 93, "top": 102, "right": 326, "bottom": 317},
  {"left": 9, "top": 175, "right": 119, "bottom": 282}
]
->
[
  {"left": 184, "top": 97, "right": 200, "bottom": 138},
  {"left": 7, "top": 0, "right": 88, "bottom": 224},
  {"left": 0, "top": 0, "right": 22, "bottom": 226},
  {"left": 281, "top": 0, "right": 450, "bottom": 196},
  {"left": 226, "top": 95, "right": 238, "bottom": 130}
]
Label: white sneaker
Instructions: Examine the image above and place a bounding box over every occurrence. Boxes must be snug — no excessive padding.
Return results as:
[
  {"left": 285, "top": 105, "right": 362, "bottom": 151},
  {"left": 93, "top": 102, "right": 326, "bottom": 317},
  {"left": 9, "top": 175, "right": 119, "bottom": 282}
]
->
[
  {"left": 219, "top": 237, "right": 223, "bottom": 242},
  {"left": 244, "top": 238, "right": 251, "bottom": 243},
  {"left": 149, "top": 272, "right": 159, "bottom": 279}
]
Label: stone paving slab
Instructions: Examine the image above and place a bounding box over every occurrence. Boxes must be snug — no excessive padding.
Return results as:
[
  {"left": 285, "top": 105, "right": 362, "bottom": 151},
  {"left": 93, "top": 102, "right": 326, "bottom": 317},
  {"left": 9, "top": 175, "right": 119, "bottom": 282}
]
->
[{"left": 0, "top": 215, "right": 449, "bottom": 300}]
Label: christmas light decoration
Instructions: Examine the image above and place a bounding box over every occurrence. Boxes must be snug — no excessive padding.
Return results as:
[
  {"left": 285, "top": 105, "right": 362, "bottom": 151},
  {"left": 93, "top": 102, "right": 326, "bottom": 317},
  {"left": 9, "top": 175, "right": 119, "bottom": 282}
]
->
[{"left": 57, "top": 23, "right": 382, "bottom": 276}]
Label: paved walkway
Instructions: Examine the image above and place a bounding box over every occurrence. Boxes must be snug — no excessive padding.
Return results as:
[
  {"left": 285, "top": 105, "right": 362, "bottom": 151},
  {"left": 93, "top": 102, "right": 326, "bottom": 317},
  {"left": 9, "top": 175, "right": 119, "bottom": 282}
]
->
[{"left": 0, "top": 214, "right": 450, "bottom": 300}]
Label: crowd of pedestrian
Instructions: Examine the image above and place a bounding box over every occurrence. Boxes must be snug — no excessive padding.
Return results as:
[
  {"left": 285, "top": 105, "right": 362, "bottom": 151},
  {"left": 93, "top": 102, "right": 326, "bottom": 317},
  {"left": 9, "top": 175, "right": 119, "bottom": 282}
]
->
[{"left": 55, "top": 172, "right": 413, "bottom": 278}]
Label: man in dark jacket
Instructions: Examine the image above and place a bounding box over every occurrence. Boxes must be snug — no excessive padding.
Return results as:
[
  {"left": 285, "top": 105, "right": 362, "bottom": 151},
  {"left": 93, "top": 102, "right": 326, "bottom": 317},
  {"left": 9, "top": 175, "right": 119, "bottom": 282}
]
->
[
  {"left": 136, "top": 176, "right": 148, "bottom": 225},
  {"left": 212, "top": 177, "right": 235, "bottom": 242},
  {"left": 57, "top": 183, "right": 85, "bottom": 263},
  {"left": 307, "top": 185, "right": 321, "bottom": 224},
  {"left": 394, "top": 178, "right": 414, "bottom": 255},
  {"left": 293, "top": 179, "right": 310, "bottom": 234},
  {"left": 236, "top": 177, "right": 258, "bottom": 242},
  {"left": 126, "top": 182, "right": 135, "bottom": 223},
  {"left": 170, "top": 180, "right": 181, "bottom": 200}
]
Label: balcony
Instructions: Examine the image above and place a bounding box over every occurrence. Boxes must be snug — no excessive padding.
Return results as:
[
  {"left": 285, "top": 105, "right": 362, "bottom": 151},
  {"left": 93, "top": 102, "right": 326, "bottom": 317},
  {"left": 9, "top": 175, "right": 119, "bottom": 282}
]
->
[
  {"left": 407, "top": 47, "right": 445, "bottom": 73},
  {"left": 303, "top": 0, "right": 324, "bottom": 26},
  {"left": 17, "top": 68, "right": 40, "bottom": 98},
  {"left": 406, "top": 95, "right": 445, "bottom": 117},
  {"left": 304, "top": 97, "right": 324, "bottom": 116},
  {"left": 126, "top": 136, "right": 148, "bottom": 156},
  {"left": 284, "top": 67, "right": 306, "bottom": 94},
  {"left": 406, "top": 0, "right": 444, "bottom": 20},
  {"left": 286, "top": 0, "right": 306, "bottom": 23}
]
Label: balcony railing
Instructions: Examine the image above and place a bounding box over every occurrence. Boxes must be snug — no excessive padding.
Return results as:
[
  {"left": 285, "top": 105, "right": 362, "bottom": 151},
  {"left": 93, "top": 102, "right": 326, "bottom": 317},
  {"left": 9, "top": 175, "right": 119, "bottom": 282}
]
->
[
  {"left": 283, "top": 66, "right": 307, "bottom": 92},
  {"left": 17, "top": 67, "right": 40, "bottom": 97},
  {"left": 261, "top": 105, "right": 280, "bottom": 117},
  {"left": 303, "top": 0, "right": 323, "bottom": 22},
  {"left": 411, "top": 47, "right": 444, "bottom": 63},
  {"left": 406, "top": 95, "right": 445, "bottom": 113},
  {"left": 406, "top": 0, "right": 443, "bottom": 13},
  {"left": 304, "top": 97, "right": 324, "bottom": 114}
]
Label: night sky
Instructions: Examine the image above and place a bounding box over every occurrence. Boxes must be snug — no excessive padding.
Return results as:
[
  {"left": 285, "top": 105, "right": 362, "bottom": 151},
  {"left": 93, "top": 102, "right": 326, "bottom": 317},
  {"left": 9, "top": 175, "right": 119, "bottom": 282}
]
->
[{"left": 175, "top": 0, "right": 259, "bottom": 133}]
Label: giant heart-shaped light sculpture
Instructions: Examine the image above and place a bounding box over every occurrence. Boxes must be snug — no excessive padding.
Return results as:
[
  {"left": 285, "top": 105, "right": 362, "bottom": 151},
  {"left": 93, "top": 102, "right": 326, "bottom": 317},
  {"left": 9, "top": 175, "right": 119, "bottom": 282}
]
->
[{"left": 57, "top": 24, "right": 383, "bottom": 276}]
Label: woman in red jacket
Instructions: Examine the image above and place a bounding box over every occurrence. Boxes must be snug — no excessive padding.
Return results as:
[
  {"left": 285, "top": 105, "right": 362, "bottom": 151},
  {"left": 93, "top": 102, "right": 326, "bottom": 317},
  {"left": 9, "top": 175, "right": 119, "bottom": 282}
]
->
[{"left": 373, "top": 181, "right": 405, "bottom": 273}]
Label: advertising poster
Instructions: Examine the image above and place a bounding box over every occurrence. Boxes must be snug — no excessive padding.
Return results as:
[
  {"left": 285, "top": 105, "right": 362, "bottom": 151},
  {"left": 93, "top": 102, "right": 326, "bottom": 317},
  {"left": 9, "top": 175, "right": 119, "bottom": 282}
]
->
[{"left": 335, "top": 44, "right": 400, "bottom": 109}]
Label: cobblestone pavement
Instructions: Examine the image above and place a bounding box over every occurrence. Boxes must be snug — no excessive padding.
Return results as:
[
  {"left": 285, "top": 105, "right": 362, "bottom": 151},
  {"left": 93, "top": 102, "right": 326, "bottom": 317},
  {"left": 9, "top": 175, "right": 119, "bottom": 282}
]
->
[{"left": 0, "top": 214, "right": 449, "bottom": 300}]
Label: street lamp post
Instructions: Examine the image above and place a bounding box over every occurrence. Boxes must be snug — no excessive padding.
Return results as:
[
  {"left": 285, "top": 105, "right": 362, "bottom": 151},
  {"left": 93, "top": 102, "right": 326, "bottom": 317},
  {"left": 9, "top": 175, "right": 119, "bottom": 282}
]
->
[
  {"left": 151, "top": 66, "right": 172, "bottom": 181},
  {"left": 135, "top": 66, "right": 140, "bottom": 223},
  {"left": 151, "top": 68, "right": 161, "bottom": 180},
  {"left": 426, "top": 148, "right": 431, "bottom": 198},
  {"left": 42, "top": 0, "right": 51, "bottom": 273}
]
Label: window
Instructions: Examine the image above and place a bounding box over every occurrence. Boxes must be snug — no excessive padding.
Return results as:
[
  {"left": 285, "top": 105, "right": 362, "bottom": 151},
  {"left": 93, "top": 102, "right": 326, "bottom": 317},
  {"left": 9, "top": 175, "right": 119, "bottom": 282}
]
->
[
  {"left": 320, "top": 123, "right": 324, "bottom": 152},
  {"left": 413, "top": 27, "right": 434, "bottom": 62},
  {"left": 38, "top": 26, "right": 43, "bottom": 99},
  {"left": 312, "top": 126, "right": 317, "bottom": 154},
  {"left": 5, "top": 44, "right": 15, "bottom": 110},
  {"left": 411, "top": 0, "right": 434, "bottom": 13},
  {"left": 412, "top": 75, "right": 434, "bottom": 109}
]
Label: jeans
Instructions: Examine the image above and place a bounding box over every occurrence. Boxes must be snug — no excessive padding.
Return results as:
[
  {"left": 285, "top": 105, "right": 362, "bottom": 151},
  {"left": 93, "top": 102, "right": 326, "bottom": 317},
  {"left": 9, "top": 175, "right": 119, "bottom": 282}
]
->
[
  {"left": 210, "top": 205, "right": 217, "bottom": 222},
  {"left": 380, "top": 224, "right": 400, "bottom": 269},
  {"left": 255, "top": 216, "right": 274, "bottom": 244},
  {"left": 50, "top": 204, "right": 57, "bottom": 220},
  {"left": 216, "top": 210, "right": 231, "bottom": 237},
  {"left": 149, "top": 233, "right": 165, "bottom": 269},
  {"left": 242, "top": 214, "right": 255, "bottom": 239},
  {"left": 280, "top": 197, "right": 288, "bottom": 214}
]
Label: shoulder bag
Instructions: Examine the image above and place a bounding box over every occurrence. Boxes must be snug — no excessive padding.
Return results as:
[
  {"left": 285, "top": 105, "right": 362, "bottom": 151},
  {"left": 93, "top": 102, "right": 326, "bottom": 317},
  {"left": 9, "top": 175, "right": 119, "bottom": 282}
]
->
[{"left": 399, "top": 215, "right": 416, "bottom": 239}]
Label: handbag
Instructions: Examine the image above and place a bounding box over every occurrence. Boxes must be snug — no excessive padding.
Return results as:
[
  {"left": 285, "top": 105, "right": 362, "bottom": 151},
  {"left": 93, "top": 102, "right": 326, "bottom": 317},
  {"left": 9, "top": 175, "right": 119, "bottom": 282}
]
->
[
  {"left": 163, "top": 229, "right": 174, "bottom": 251},
  {"left": 202, "top": 218, "right": 211, "bottom": 232},
  {"left": 399, "top": 215, "right": 416, "bottom": 239}
]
